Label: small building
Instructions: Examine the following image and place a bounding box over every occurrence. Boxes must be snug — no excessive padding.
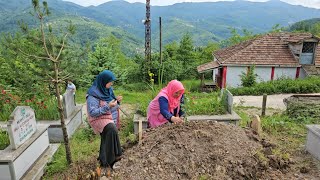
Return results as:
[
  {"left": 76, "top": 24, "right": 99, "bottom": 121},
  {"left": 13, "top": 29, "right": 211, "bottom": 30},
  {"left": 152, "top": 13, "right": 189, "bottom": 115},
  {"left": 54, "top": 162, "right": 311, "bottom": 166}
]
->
[{"left": 197, "top": 32, "right": 320, "bottom": 88}]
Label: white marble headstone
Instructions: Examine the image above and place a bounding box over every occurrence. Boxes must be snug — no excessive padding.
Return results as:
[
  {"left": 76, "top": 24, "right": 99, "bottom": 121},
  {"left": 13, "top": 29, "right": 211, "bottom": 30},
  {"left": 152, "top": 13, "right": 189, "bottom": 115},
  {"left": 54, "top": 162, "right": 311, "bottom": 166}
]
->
[
  {"left": 7, "top": 106, "right": 37, "bottom": 150},
  {"left": 63, "top": 91, "right": 75, "bottom": 118}
]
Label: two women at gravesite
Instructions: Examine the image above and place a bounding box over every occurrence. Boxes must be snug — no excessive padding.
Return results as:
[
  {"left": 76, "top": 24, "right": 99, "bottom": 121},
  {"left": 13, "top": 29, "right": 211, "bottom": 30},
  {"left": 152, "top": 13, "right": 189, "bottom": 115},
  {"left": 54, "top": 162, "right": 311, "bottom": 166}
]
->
[{"left": 86, "top": 70, "right": 185, "bottom": 175}]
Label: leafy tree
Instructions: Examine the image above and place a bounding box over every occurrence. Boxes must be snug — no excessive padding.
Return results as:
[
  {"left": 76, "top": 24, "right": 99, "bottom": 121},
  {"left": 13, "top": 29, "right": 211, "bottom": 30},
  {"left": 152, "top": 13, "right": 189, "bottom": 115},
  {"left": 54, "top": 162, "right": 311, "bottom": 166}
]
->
[
  {"left": 177, "top": 33, "right": 198, "bottom": 79},
  {"left": 270, "top": 24, "right": 286, "bottom": 33},
  {"left": 220, "top": 28, "right": 255, "bottom": 48},
  {"left": 310, "top": 23, "right": 320, "bottom": 36},
  {"left": 198, "top": 42, "right": 220, "bottom": 63},
  {"left": 0, "top": 32, "right": 41, "bottom": 94},
  {"left": 87, "top": 35, "right": 137, "bottom": 85}
]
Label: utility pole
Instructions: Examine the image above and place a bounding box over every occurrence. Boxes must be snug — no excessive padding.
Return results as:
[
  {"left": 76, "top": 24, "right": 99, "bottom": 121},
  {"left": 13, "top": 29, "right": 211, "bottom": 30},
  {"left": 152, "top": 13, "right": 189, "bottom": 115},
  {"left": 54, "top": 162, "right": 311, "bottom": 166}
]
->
[
  {"left": 144, "top": 0, "right": 151, "bottom": 81},
  {"left": 159, "top": 17, "right": 162, "bottom": 65},
  {"left": 159, "top": 16, "right": 163, "bottom": 85}
]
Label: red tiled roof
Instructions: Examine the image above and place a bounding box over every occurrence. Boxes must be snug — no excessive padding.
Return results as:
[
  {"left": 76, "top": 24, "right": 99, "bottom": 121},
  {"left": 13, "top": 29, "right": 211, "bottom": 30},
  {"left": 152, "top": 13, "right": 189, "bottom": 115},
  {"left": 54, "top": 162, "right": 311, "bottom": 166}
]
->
[
  {"left": 197, "top": 61, "right": 220, "bottom": 73},
  {"left": 214, "top": 32, "right": 318, "bottom": 66}
]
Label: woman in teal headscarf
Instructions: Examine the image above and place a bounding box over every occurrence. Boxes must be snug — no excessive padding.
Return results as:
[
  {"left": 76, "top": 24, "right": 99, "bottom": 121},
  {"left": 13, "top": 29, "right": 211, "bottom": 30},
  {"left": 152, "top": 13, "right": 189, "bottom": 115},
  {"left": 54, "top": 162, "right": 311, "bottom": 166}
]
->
[
  {"left": 86, "top": 70, "right": 123, "bottom": 174},
  {"left": 87, "top": 70, "right": 122, "bottom": 128}
]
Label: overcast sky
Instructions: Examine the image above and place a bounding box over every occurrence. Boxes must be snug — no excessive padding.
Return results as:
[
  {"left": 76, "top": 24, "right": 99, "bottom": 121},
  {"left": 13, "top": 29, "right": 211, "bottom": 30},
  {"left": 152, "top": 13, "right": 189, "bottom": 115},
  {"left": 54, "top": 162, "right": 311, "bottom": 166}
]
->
[{"left": 63, "top": 0, "right": 320, "bottom": 9}]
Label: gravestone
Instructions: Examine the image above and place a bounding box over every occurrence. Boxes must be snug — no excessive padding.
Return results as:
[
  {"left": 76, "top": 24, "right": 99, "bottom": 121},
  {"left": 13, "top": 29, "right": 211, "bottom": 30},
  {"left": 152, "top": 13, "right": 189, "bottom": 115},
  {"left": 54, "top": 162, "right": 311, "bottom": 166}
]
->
[
  {"left": 0, "top": 106, "right": 49, "bottom": 180},
  {"left": 221, "top": 88, "right": 234, "bottom": 114},
  {"left": 63, "top": 90, "right": 75, "bottom": 119},
  {"left": 7, "top": 106, "right": 37, "bottom": 150},
  {"left": 40, "top": 91, "right": 82, "bottom": 142}
]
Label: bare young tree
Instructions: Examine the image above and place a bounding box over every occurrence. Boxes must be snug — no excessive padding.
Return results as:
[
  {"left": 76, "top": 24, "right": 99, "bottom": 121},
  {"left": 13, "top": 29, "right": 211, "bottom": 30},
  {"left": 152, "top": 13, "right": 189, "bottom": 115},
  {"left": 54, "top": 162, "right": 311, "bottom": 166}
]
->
[{"left": 21, "top": 0, "right": 75, "bottom": 164}]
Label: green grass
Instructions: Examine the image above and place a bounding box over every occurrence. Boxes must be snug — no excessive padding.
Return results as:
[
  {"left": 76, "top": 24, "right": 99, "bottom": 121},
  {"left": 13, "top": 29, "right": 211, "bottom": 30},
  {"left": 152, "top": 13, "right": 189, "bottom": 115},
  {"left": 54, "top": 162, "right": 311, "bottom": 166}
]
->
[
  {"left": 75, "top": 89, "right": 87, "bottom": 104},
  {"left": 0, "top": 130, "right": 10, "bottom": 150},
  {"left": 183, "top": 92, "right": 226, "bottom": 116},
  {"left": 234, "top": 107, "right": 251, "bottom": 127},
  {"left": 260, "top": 114, "right": 309, "bottom": 154},
  {"left": 44, "top": 124, "right": 100, "bottom": 177}
]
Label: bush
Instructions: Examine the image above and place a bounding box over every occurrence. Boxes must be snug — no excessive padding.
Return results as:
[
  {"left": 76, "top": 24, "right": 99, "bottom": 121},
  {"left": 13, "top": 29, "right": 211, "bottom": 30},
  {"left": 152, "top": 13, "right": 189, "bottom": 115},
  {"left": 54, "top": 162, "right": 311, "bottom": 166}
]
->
[
  {"left": 230, "top": 76, "right": 320, "bottom": 96},
  {"left": 240, "top": 65, "right": 257, "bottom": 87},
  {"left": 0, "top": 86, "right": 59, "bottom": 121}
]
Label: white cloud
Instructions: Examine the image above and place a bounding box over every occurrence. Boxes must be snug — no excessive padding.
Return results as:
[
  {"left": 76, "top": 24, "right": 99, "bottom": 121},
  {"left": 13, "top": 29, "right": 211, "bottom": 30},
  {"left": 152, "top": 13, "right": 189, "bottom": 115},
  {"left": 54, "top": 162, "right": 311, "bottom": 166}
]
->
[{"left": 63, "top": 0, "right": 320, "bottom": 9}]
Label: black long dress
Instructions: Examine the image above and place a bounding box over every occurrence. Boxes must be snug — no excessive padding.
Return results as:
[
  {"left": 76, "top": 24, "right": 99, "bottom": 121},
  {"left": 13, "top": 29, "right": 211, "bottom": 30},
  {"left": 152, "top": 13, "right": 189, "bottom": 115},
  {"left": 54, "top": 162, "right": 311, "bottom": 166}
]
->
[{"left": 99, "top": 123, "right": 122, "bottom": 168}]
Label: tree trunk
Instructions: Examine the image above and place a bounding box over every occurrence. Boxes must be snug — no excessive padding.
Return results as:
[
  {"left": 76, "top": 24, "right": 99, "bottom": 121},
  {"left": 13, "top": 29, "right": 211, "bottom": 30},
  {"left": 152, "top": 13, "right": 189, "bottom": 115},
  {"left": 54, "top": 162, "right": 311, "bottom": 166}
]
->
[{"left": 54, "top": 62, "right": 72, "bottom": 164}]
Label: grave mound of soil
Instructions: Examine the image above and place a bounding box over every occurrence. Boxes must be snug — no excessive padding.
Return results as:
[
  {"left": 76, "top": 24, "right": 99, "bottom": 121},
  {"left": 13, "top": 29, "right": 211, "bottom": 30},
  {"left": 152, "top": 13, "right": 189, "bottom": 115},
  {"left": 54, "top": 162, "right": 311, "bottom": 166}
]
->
[{"left": 113, "top": 121, "right": 292, "bottom": 179}]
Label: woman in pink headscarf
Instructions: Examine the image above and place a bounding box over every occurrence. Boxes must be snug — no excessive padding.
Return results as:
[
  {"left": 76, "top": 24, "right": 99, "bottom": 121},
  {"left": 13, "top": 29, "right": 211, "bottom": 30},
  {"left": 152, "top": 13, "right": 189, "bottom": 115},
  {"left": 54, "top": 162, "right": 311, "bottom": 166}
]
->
[{"left": 147, "top": 80, "right": 185, "bottom": 128}]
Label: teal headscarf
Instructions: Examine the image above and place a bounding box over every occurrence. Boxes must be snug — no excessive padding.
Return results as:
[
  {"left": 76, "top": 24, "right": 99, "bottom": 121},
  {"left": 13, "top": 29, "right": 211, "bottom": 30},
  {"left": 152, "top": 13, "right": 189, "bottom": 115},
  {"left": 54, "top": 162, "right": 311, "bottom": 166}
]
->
[{"left": 87, "top": 70, "right": 116, "bottom": 102}]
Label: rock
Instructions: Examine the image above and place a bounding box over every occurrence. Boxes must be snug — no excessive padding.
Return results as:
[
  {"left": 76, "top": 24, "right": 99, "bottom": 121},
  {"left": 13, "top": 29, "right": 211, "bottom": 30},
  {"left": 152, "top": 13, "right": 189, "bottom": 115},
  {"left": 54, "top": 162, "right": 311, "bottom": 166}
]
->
[
  {"left": 250, "top": 115, "right": 262, "bottom": 136},
  {"left": 300, "top": 166, "right": 310, "bottom": 173}
]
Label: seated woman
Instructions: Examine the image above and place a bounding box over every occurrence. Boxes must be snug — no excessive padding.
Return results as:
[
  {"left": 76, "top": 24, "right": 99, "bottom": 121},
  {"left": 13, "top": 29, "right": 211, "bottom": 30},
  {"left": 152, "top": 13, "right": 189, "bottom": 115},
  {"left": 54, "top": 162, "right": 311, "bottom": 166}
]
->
[{"left": 147, "top": 80, "right": 185, "bottom": 128}]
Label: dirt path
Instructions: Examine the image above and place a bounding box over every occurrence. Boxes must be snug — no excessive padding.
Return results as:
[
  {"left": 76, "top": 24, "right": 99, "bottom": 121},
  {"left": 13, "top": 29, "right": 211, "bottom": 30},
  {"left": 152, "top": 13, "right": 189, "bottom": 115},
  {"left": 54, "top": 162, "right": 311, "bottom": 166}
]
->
[{"left": 233, "top": 93, "right": 320, "bottom": 110}]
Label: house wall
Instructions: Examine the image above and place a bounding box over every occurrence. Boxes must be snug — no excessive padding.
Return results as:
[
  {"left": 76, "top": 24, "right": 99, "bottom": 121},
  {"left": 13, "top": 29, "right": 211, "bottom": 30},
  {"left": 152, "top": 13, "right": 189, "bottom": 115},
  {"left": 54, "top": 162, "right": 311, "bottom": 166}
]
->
[
  {"left": 226, "top": 66, "right": 246, "bottom": 87},
  {"left": 255, "top": 67, "right": 272, "bottom": 82},
  {"left": 225, "top": 66, "right": 302, "bottom": 88},
  {"left": 274, "top": 67, "right": 297, "bottom": 79}
]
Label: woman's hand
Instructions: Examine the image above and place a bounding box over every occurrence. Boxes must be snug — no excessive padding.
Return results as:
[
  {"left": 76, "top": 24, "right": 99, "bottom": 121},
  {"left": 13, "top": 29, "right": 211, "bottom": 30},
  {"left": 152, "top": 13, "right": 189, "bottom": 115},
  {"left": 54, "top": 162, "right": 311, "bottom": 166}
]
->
[
  {"left": 116, "top": 96, "right": 123, "bottom": 102},
  {"left": 171, "top": 116, "right": 183, "bottom": 124},
  {"left": 109, "top": 100, "right": 118, "bottom": 108}
]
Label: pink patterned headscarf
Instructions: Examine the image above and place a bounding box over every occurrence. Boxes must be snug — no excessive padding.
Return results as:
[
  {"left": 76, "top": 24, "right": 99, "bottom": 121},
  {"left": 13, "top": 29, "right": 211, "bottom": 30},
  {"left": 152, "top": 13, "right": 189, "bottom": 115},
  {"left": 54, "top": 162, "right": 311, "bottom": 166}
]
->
[{"left": 160, "top": 80, "right": 185, "bottom": 113}]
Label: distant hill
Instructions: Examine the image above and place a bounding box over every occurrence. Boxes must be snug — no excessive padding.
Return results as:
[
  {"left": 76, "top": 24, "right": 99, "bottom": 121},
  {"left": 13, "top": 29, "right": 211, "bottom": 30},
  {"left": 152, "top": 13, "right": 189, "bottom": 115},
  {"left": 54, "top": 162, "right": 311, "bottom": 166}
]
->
[
  {"left": 1, "top": 0, "right": 320, "bottom": 49},
  {"left": 0, "top": 0, "right": 142, "bottom": 55},
  {"left": 80, "top": 0, "right": 320, "bottom": 46},
  {"left": 289, "top": 18, "right": 320, "bottom": 33}
]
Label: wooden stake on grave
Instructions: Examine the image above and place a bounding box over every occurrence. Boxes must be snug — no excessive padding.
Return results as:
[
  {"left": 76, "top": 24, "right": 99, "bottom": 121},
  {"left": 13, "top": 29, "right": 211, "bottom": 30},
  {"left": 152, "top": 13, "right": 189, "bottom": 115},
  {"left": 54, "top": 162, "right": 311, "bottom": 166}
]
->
[{"left": 261, "top": 94, "right": 267, "bottom": 117}]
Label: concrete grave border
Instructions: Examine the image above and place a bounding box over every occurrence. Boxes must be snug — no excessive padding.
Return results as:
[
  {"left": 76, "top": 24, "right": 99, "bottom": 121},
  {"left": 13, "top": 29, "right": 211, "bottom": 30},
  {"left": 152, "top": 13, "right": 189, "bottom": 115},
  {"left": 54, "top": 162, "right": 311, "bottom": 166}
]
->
[
  {"left": 133, "top": 89, "right": 241, "bottom": 134},
  {"left": 0, "top": 125, "right": 49, "bottom": 180}
]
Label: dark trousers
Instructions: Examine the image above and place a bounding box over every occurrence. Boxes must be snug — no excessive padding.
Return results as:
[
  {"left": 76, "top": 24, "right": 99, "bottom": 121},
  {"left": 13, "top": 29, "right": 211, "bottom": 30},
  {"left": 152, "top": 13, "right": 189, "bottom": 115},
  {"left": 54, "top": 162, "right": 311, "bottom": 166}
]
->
[{"left": 99, "top": 123, "right": 122, "bottom": 168}]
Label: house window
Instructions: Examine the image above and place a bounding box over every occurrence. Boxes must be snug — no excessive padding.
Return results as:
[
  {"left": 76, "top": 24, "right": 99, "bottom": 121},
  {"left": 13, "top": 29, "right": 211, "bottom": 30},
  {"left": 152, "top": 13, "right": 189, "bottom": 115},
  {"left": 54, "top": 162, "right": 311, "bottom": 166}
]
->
[
  {"left": 302, "top": 42, "right": 315, "bottom": 53},
  {"left": 300, "top": 42, "right": 315, "bottom": 65}
]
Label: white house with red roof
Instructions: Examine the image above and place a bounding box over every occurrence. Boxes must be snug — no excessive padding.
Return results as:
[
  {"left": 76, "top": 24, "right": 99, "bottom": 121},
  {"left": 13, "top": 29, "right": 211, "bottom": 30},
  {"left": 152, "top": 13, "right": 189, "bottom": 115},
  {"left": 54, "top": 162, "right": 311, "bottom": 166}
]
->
[{"left": 197, "top": 32, "right": 320, "bottom": 88}]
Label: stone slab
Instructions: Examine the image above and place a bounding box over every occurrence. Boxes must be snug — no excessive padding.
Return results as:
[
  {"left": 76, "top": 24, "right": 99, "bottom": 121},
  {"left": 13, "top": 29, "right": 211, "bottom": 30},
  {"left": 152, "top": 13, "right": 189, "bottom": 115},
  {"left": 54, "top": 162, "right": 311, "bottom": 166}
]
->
[
  {"left": 0, "top": 125, "right": 49, "bottom": 180},
  {"left": 306, "top": 125, "right": 320, "bottom": 161},
  {"left": 187, "top": 111, "right": 241, "bottom": 125},
  {"left": 38, "top": 105, "right": 82, "bottom": 143}
]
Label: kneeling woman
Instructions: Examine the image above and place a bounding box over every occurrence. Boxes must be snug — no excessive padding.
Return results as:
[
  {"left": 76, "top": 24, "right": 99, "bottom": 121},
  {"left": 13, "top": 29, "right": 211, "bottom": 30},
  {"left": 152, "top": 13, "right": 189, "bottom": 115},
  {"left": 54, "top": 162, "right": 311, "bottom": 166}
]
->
[
  {"left": 147, "top": 80, "right": 185, "bottom": 128},
  {"left": 86, "top": 70, "right": 122, "bottom": 173}
]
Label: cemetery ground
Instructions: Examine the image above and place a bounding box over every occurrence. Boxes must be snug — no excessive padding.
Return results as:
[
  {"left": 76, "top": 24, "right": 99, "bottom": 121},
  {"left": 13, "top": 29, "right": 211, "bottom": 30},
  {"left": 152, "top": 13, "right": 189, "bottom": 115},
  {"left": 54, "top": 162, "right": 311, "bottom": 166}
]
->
[{"left": 39, "top": 89, "right": 320, "bottom": 179}]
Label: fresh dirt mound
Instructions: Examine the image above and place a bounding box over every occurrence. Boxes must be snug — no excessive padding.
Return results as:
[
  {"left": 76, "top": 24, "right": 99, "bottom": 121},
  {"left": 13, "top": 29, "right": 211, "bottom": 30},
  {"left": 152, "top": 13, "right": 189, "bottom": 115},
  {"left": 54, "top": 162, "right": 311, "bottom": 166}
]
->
[{"left": 113, "top": 121, "right": 293, "bottom": 179}]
